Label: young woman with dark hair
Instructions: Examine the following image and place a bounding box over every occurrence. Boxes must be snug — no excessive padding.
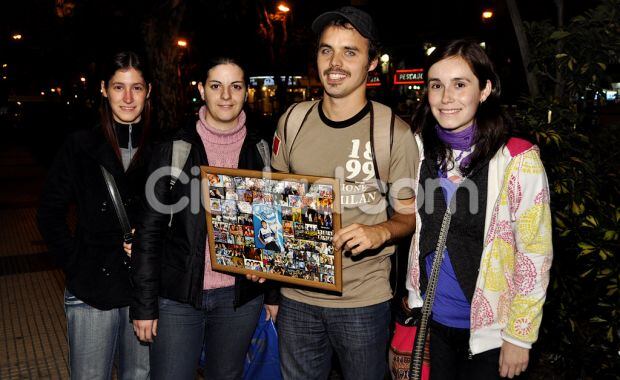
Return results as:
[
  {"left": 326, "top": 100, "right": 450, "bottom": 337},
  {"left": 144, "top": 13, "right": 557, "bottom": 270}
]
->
[
  {"left": 405, "top": 40, "right": 553, "bottom": 379},
  {"left": 37, "top": 51, "right": 152, "bottom": 379},
  {"left": 128, "top": 57, "right": 278, "bottom": 380}
]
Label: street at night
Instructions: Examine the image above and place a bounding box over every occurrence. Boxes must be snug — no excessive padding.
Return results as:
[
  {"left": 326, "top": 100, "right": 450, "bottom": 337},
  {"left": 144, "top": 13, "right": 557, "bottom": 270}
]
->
[{"left": 1, "top": 0, "right": 618, "bottom": 379}]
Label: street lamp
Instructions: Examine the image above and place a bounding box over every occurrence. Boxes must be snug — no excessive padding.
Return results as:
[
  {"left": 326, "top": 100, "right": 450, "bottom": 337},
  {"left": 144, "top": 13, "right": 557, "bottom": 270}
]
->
[
  {"left": 270, "top": 3, "right": 290, "bottom": 21},
  {"left": 380, "top": 54, "right": 390, "bottom": 74},
  {"left": 177, "top": 38, "right": 188, "bottom": 48},
  {"left": 12, "top": 34, "right": 22, "bottom": 40},
  {"left": 482, "top": 9, "right": 494, "bottom": 20}
]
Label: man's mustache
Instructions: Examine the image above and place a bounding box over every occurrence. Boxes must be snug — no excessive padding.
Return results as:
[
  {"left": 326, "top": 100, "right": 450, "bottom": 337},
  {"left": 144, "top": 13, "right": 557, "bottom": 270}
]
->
[{"left": 323, "top": 69, "right": 350, "bottom": 76}]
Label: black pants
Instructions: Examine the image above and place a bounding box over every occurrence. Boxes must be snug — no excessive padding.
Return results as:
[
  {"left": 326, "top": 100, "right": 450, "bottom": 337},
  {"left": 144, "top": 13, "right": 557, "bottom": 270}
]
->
[{"left": 429, "top": 320, "right": 502, "bottom": 380}]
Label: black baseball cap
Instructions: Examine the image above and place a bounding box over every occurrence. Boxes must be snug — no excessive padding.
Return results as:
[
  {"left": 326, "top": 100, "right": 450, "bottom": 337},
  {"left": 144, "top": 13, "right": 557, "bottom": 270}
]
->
[{"left": 311, "top": 6, "right": 379, "bottom": 43}]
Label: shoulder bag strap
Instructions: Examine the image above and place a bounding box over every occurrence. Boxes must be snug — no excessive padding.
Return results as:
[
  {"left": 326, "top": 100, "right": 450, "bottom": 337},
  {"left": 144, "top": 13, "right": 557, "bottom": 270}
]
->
[
  {"left": 409, "top": 206, "right": 453, "bottom": 380},
  {"left": 100, "top": 165, "right": 133, "bottom": 245}
]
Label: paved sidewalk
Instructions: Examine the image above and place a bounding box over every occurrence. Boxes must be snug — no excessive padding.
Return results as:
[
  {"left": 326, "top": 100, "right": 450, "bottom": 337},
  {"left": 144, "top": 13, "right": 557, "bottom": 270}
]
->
[{"left": 0, "top": 145, "right": 70, "bottom": 379}]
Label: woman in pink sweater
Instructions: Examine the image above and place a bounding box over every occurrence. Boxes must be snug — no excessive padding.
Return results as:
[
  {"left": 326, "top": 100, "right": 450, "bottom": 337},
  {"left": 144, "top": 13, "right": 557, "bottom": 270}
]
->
[{"left": 129, "top": 57, "right": 278, "bottom": 380}]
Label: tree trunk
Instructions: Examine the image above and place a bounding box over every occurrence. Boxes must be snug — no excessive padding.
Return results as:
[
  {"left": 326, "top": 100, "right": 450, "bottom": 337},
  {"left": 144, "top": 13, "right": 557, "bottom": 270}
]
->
[
  {"left": 143, "top": 0, "right": 187, "bottom": 132},
  {"left": 506, "top": 0, "right": 540, "bottom": 98},
  {"left": 257, "top": 0, "right": 275, "bottom": 66},
  {"left": 554, "top": 0, "right": 565, "bottom": 100}
]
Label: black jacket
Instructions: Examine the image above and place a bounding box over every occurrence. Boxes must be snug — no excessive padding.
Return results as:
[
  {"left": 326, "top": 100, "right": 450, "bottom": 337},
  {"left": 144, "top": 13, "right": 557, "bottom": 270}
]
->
[
  {"left": 130, "top": 124, "right": 278, "bottom": 321},
  {"left": 417, "top": 156, "right": 489, "bottom": 303},
  {"left": 37, "top": 124, "right": 152, "bottom": 310}
]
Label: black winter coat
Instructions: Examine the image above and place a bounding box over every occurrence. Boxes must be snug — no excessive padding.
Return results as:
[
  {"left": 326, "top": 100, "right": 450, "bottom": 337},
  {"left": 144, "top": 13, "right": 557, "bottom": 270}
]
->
[
  {"left": 37, "top": 125, "right": 152, "bottom": 310},
  {"left": 130, "top": 124, "right": 278, "bottom": 321}
]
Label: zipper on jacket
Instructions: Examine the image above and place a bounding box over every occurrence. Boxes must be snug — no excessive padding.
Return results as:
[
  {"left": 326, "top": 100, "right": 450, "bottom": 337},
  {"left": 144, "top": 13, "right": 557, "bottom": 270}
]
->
[
  {"left": 468, "top": 348, "right": 473, "bottom": 360},
  {"left": 128, "top": 123, "right": 133, "bottom": 161}
]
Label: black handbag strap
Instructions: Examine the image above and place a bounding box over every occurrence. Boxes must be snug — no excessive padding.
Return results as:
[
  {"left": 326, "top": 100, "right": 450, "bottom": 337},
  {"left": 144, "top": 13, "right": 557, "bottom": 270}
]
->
[
  {"left": 100, "top": 165, "right": 133, "bottom": 244},
  {"left": 409, "top": 206, "right": 453, "bottom": 380}
]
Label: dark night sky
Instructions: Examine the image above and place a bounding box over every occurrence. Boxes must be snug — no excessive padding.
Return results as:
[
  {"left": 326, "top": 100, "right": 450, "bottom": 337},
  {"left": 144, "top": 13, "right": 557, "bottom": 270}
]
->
[{"left": 0, "top": 0, "right": 603, "bottom": 100}]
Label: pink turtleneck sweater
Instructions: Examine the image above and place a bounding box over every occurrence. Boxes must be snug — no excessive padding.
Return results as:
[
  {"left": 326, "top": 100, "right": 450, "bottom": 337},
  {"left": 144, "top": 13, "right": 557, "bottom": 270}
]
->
[{"left": 196, "top": 105, "right": 247, "bottom": 290}]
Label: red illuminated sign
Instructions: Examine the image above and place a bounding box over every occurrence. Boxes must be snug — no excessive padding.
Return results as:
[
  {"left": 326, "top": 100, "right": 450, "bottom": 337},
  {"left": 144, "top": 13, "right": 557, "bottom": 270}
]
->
[
  {"left": 367, "top": 72, "right": 381, "bottom": 87},
  {"left": 394, "top": 69, "right": 424, "bottom": 85}
]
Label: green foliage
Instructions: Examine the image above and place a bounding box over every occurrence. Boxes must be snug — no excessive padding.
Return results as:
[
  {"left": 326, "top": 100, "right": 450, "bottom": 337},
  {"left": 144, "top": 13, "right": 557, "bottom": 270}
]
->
[
  {"left": 526, "top": 0, "right": 620, "bottom": 101},
  {"left": 516, "top": 0, "right": 620, "bottom": 378}
]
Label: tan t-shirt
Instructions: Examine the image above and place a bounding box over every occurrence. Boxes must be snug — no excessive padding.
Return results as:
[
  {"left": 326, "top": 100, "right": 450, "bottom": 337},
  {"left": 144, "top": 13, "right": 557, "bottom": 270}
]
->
[{"left": 271, "top": 101, "right": 419, "bottom": 307}]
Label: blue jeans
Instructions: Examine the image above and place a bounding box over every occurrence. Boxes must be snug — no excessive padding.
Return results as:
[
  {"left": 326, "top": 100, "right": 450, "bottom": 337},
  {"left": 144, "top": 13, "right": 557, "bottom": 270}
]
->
[
  {"left": 277, "top": 296, "right": 391, "bottom": 380},
  {"left": 150, "top": 286, "right": 263, "bottom": 380},
  {"left": 64, "top": 289, "right": 150, "bottom": 380}
]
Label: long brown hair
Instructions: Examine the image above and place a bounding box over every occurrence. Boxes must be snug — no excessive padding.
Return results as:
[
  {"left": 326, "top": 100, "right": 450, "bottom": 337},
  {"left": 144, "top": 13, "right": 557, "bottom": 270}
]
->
[
  {"left": 99, "top": 51, "right": 152, "bottom": 164},
  {"left": 411, "top": 39, "right": 513, "bottom": 176}
]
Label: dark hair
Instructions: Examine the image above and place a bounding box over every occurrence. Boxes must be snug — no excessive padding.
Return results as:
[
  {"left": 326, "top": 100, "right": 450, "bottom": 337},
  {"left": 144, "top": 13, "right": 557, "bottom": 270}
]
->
[
  {"left": 411, "top": 39, "right": 513, "bottom": 176},
  {"left": 316, "top": 18, "right": 381, "bottom": 64},
  {"left": 100, "top": 51, "right": 152, "bottom": 164},
  {"left": 200, "top": 57, "right": 249, "bottom": 87}
]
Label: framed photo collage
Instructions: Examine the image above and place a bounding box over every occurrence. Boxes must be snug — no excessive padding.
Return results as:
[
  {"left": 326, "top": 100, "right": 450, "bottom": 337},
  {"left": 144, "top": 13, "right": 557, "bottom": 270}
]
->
[{"left": 202, "top": 167, "right": 342, "bottom": 292}]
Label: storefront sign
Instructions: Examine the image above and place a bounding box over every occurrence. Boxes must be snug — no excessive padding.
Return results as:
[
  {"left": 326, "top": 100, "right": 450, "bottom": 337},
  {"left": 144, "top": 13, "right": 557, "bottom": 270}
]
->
[
  {"left": 367, "top": 72, "right": 382, "bottom": 87},
  {"left": 394, "top": 69, "right": 424, "bottom": 85}
]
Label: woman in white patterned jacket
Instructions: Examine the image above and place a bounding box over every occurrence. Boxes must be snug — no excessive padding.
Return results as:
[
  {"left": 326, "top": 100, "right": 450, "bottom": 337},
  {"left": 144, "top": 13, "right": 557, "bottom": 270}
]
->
[{"left": 405, "top": 39, "right": 553, "bottom": 379}]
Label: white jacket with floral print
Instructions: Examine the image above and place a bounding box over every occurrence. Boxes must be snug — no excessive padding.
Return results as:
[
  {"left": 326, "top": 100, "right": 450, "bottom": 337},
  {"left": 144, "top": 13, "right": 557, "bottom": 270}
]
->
[{"left": 406, "top": 136, "right": 553, "bottom": 354}]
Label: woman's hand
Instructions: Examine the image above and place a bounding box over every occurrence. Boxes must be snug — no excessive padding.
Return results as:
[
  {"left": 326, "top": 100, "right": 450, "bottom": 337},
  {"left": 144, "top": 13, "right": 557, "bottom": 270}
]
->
[
  {"left": 133, "top": 319, "right": 158, "bottom": 343},
  {"left": 123, "top": 228, "right": 135, "bottom": 257},
  {"left": 499, "top": 341, "right": 529, "bottom": 378},
  {"left": 123, "top": 242, "right": 132, "bottom": 256},
  {"left": 264, "top": 304, "right": 279, "bottom": 322},
  {"left": 246, "top": 274, "right": 267, "bottom": 283}
]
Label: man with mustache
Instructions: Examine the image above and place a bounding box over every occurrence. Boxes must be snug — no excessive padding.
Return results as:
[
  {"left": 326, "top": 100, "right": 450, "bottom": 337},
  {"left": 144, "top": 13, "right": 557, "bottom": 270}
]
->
[{"left": 270, "top": 6, "right": 419, "bottom": 379}]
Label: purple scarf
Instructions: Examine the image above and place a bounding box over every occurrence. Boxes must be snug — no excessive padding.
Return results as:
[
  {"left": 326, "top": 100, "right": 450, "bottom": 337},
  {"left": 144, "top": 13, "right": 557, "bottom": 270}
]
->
[
  {"left": 435, "top": 123, "right": 476, "bottom": 150},
  {"left": 435, "top": 124, "right": 477, "bottom": 176}
]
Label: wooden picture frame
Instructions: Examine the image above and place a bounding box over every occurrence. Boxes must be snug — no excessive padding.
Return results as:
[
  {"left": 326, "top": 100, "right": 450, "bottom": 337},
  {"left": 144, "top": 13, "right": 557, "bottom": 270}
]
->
[{"left": 201, "top": 167, "right": 342, "bottom": 292}]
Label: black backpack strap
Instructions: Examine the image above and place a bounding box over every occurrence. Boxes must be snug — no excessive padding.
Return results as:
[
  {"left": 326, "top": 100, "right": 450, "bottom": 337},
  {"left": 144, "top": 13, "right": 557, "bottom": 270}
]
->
[
  {"left": 369, "top": 101, "right": 394, "bottom": 198},
  {"left": 284, "top": 100, "right": 320, "bottom": 163}
]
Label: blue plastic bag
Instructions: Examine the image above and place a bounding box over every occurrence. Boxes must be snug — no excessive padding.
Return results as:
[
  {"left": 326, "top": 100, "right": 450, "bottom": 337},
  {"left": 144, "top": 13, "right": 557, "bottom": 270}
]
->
[{"left": 242, "top": 308, "right": 283, "bottom": 380}]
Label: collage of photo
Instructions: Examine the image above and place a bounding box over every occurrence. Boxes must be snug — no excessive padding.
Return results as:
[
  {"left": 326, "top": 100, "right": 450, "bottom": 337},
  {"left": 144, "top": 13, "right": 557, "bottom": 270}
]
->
[{"left": 206, "top": 173, "right": 337, "bottom": 286}]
